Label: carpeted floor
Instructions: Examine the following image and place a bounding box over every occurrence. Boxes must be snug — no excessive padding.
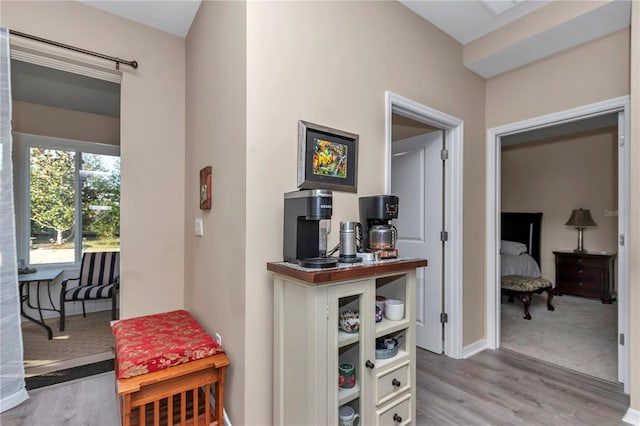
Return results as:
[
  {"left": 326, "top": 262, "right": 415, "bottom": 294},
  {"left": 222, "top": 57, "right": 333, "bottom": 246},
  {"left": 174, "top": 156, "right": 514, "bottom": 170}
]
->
[
  {"left": 22, "top": 310, "right": 115, "bottom": 377},
  {"left": 501, "top": 293, "right": 617, "bottom": 382}
]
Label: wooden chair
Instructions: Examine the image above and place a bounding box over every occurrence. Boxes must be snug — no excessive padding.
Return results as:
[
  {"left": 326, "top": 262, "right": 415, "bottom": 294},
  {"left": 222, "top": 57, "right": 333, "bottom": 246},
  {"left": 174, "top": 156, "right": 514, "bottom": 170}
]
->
[{"left": 59, "top": 251, "right": 120, "bottom": 331}]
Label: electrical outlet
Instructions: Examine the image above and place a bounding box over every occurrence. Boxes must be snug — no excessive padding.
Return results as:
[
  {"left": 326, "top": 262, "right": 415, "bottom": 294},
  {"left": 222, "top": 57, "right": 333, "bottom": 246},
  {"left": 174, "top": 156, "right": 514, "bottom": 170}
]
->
[{"left": 215, "top": 333, "right": 222, "bottom": 346}]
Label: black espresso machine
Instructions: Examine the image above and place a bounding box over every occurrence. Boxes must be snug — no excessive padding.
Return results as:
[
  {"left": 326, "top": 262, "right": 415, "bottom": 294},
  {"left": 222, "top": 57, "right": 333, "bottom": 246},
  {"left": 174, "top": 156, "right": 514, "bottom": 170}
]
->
[
  {"left": 359, "top": 195, "right": 399, "bottom": 259},
  {"left": 283, "top": 189, "right": 339, "bottom": 269}
]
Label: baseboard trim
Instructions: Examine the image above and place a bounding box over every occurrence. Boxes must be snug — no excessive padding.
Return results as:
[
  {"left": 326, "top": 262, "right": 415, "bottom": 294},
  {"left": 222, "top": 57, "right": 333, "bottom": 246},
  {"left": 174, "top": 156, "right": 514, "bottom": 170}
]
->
[
  {"left": 462, "top": 339, "right": 488, "bottom": 359},
  {"left": 623, "top": 407, "right": 640, "bottom": 425}
]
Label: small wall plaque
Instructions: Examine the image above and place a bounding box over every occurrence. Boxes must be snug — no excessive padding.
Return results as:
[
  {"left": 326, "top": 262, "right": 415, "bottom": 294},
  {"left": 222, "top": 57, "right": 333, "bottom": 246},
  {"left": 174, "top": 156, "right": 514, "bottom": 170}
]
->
[{"left": 200, "top": 166, "right": 212, "bottom": 209}]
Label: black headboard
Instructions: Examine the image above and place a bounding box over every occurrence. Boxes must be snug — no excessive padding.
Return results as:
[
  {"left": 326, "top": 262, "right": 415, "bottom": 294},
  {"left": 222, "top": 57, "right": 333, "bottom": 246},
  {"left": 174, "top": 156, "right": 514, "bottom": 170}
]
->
[{"left": 501, "top": 212, "right": 543, "bottom": 268}]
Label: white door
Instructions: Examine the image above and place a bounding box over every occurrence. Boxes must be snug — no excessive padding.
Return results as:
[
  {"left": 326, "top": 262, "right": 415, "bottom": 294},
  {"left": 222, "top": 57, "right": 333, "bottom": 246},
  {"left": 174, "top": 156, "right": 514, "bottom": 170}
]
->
[{"left": 391, "top": 130, "right": 444, "bottom": 353}]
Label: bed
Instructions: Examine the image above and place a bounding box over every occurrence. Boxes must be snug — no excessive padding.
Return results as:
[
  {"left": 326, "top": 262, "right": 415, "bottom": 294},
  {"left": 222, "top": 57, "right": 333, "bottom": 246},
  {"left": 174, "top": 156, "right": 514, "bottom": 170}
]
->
[{"left": 501, "top": 212, "right": 554, "bottom": 320}]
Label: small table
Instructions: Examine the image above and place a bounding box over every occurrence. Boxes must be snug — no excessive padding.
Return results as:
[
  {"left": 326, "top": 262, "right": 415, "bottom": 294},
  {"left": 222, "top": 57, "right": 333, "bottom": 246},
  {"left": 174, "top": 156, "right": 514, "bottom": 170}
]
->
[
  {"left": 553, "top": 251, "right": 616, "bottom": 303},
  {"left": 18, "top": 269, "right": 63, "bottom": 339}
]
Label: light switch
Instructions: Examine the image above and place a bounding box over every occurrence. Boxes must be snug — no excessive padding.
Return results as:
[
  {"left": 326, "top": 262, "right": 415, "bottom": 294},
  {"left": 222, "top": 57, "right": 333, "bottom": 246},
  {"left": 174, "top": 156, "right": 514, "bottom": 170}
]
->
[{"left": 195, "top": 218, "right": 204, "bottom": 236}]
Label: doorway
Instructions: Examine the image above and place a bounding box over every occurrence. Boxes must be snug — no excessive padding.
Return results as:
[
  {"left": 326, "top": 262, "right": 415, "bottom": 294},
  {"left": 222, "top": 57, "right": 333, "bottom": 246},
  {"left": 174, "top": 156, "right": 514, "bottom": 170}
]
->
[
  {"left": 10, "top": 56, "right": 121, "bottom": 384},
  {"left": 486, "top": 96, "right": 630, "bottom": 392},
  {"left": 385, "top": 91, "right": 464, "bottom": 358}
]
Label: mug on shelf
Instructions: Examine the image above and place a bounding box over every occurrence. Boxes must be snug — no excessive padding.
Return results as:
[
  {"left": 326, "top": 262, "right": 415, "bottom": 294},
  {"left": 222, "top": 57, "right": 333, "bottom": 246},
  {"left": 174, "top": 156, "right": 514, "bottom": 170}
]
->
[
  {"left": 339, "top": 405, "right": 360, "bottom": 426},
  {"left": 384, "top": 299, "right": 404, "bottom": 321},
  {"left": 338, "top": 362, "right": 356, "bottom": 389}
]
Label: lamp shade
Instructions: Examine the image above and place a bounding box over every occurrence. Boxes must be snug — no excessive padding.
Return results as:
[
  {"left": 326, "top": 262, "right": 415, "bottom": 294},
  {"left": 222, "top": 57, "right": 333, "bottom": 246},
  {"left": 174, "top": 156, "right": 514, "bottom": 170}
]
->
[{"left": 565, "top": 208, "right": 597, "bottom": 228}]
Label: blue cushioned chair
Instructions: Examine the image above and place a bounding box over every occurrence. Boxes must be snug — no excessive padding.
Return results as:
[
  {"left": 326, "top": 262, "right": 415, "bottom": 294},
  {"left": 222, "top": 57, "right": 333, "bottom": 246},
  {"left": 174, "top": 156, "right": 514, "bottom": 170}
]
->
[{"left": 59, "top": 251, "right": 120, "bottom": 331}]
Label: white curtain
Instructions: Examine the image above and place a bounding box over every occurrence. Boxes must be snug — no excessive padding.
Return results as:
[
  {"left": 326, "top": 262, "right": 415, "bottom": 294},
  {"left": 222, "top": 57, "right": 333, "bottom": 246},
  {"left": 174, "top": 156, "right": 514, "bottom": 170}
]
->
[{"left": 0, "top": 27, "right": 28, "bottom": 413}]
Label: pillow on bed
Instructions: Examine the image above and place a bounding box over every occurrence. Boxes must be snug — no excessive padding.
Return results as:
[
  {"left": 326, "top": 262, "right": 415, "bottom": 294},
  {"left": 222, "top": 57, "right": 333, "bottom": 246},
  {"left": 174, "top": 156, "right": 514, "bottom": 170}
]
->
[{"left": 501, "top": 240, "right": 527, "bottom": 255}]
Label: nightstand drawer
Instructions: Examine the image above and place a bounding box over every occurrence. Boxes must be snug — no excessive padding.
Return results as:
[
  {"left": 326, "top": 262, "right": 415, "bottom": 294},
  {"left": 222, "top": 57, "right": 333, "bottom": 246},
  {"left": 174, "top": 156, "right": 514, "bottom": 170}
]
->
[
  {"left": 558, "top": 256, "right": 606, "bottom": 269},
  {"left": 558, "top": 268, "right": 604, "bottom": 284},
  {"left": 557, "top": 274, "right": 601, "bottom": 298}
]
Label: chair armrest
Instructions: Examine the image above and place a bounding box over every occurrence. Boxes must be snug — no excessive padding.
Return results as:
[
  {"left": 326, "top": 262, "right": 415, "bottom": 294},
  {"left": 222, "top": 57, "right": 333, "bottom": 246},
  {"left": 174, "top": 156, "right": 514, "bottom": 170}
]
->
[{"left": 61, "top": 277, "right": 80, "bottom": 290}]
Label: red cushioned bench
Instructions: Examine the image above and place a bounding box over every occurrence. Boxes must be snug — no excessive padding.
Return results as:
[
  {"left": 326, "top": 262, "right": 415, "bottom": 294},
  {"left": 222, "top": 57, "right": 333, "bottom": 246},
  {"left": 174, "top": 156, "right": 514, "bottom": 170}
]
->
[{"left": 112, "top": 310, "right": 229, "bottom": 426}]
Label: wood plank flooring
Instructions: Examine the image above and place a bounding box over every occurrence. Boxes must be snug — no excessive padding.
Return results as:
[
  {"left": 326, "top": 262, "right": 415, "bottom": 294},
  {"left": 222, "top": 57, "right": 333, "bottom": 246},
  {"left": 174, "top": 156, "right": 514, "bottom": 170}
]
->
[
  {"left": 2, "top": 348, "right": 630, "bottom": 425},
  {"left": 417, "top": 348, "right": 630, "bottom": 426},
  {"left": 1, "top": 372, "right": 119, "bottom": 426}
]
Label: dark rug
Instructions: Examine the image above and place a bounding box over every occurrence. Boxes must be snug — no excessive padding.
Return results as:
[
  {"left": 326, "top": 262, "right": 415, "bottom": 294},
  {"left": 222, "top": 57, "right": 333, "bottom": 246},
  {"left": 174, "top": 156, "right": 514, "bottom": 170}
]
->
[{"left": 25, "top": 358, "right": 114, "bottom": 390}]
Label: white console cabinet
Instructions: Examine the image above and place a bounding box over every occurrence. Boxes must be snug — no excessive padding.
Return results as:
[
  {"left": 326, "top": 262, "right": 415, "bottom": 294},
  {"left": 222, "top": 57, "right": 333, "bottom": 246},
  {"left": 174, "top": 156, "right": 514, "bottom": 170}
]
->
[{"left": 268, "top": 259, "right": 427, "bottom": 426}]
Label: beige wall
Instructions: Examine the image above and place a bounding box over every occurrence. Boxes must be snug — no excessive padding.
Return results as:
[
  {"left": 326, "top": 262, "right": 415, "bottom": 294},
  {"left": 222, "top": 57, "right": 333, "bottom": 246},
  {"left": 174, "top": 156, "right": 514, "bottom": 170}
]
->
[
  {"left": 184, "top": 1, "right": 246, "bottom": 423},
  {"left": 629, "top": 0, "right": 639, "bottom": 413},
  {"left": 2, "top": 1, "right": 186, "bottom": 318},
  {"left": 501, "top": 128, "right": 618, "bottom": 280},
  {"left": 12, "top": 100, "right": 120, "bottom": 145},
  {"left": 486, "top": 28, "right": 630, "bottom": 128},
  {"left": 242, "top": 1, "right": 484, "bottom": 422}
]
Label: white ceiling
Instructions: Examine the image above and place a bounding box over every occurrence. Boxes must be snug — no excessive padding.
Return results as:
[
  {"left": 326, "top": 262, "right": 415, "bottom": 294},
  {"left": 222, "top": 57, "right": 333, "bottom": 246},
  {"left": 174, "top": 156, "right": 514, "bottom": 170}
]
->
[
  {"left": 400, "top": 0, "right": 552, "bottom": 44},
  {"left": 79, "top": 0, "right": 550, "bottom": 43},
  {"left": 78, "top": 0, "right": 201, "bottom": 38}
]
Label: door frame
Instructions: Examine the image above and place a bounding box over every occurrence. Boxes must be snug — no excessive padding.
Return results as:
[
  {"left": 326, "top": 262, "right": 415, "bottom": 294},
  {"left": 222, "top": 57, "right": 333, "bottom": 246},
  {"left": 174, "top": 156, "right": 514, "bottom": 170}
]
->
[
  {"left": 485, "top": 95, "right": 630, "bottom": 392},
  {"left": 385, "top": 91, "right": 464, "bottom": 359}
]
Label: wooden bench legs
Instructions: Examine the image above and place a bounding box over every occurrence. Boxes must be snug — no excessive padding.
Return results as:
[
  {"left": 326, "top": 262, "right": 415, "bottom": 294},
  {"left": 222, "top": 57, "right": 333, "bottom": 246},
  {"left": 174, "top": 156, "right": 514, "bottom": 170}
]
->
[{"left": 506, "top": 287, "right": 555, "bottom": 320}]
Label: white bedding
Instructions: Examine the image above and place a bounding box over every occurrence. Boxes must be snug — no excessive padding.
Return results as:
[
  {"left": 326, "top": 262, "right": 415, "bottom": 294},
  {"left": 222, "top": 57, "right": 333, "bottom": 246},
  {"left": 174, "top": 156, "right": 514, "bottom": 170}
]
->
[{"left": 501, "top": 253, "right": 541, "bottom": 277}]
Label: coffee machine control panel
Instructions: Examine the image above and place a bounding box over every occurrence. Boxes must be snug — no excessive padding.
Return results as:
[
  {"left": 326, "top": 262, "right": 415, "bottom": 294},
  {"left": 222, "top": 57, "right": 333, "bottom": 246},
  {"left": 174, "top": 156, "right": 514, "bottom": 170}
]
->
[{"left": 383, "top": 201, "right": 399, "bottom": 218}]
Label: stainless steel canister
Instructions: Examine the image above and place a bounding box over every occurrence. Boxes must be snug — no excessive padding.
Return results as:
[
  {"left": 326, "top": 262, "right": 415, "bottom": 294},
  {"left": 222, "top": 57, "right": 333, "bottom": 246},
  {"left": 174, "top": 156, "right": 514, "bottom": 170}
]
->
[{"left": 340, "top": 221, "right": 359, "bottom": 257}]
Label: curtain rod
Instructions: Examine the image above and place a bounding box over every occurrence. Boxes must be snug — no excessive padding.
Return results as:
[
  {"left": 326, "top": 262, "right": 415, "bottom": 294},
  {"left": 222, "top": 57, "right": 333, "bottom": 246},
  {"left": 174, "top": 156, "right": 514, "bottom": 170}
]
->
[{"left": 9, "top": 29, "right": 138, "bottom": 70}]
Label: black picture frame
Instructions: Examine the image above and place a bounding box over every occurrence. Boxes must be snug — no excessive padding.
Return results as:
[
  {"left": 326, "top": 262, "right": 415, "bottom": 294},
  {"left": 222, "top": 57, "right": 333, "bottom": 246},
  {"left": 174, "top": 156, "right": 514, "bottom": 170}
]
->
[{"left": 297, "top": 120, "right": 358, "bottom": 193}]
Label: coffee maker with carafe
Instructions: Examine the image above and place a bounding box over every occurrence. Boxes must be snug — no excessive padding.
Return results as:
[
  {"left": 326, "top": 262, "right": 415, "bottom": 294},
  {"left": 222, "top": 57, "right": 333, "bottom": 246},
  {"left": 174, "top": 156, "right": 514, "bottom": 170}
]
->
[
  {"left": 358, "top": 195, "right": 399, "bottom": 259},
  {"left": 283, "top": 189, "right": 339, "bottom": 268}
]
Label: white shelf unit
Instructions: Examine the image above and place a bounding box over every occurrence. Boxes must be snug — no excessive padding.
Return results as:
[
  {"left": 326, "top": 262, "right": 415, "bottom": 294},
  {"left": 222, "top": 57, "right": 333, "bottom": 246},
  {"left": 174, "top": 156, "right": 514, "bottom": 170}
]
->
[{"left": 272, "top": 264, "right": 419, "bottom": 425}]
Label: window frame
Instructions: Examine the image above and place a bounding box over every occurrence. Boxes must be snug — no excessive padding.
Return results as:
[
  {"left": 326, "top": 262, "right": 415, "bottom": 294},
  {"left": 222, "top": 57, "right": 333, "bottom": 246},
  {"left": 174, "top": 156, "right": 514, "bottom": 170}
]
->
[{"left": 13, "top": 132, "right": 120, "bottom": 268}]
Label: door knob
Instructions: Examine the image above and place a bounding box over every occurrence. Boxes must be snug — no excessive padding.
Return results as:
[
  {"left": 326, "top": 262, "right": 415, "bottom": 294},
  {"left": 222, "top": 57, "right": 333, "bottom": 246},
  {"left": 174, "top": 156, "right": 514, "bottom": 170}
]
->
[
  {"left": 392, "top": 378, "right": 401, "bottom": 387},
  {"left": 365, "top": 360, "right": 375, "bottom": 369},
  {"left": 393, "top": 413, "right": 402, "bottom": 423}
]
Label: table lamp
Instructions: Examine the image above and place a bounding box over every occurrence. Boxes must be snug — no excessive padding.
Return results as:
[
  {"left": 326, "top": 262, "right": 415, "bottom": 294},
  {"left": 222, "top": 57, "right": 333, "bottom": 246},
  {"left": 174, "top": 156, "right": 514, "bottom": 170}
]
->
[{"left": 565, "top": 208, "right": 597, "bottom": 253}]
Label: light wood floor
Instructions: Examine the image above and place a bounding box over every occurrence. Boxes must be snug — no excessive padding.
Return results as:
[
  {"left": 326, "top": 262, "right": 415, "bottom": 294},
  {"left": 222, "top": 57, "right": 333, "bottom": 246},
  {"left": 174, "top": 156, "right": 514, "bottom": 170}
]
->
[
  {"left": 1, "top": 372, "right": 119, "bottom": 426},
  {"left": 417, "top": 348, "right": 630, "bottom": 425},
  {"left": 2, "top": 349, "right": 629, "bottom": 425}
]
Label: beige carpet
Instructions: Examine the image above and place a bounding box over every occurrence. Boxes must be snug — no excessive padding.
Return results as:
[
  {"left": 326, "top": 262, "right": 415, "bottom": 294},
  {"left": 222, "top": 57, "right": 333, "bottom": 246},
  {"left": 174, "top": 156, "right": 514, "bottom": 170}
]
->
[
  {"left": 22, "top": 310, "right": 115, "bottom": 376},
  {"left": 501, "top": 293, "right": 617, "bottom": 382}
]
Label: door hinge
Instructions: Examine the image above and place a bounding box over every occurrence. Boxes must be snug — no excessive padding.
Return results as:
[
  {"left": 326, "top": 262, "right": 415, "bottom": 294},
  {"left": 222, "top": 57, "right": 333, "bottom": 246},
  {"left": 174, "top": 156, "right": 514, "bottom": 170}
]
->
[
  {"left": 620, "top": 333, "right": 624, "bottom": 346},
  {"left": 326, "top": 304, "right": 330, "bottom": 319},
  {"left": 619, "top": 234, "right": 625, "bottom": 247},
  {"left": 619, "top": 134, "right": 625, "bottom": 148},
  {"left": 440, "top": 231, "right": 448, "bottom": 242},
  {"left": 440, "top": 149, "right": 449, "bottom": 161},
  {"left": 440, "top": 312, "right": 448, "bottom": 323}
]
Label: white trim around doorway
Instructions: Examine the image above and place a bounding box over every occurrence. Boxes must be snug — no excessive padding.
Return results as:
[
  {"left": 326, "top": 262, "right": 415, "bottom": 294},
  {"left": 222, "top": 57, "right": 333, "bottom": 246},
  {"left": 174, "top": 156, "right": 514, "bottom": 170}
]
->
[
  {"left": 385, "top": 91, "right": 464, "bottom": 359},
  {"left": 485, "top": 95, "right": 631, "bottom": 393}
]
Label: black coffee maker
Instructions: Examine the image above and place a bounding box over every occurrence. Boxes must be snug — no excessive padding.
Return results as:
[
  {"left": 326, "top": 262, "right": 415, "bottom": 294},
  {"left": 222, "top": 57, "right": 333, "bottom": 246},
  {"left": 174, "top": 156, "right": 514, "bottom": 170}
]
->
[
  {"left": 283, "top": 189, "right": 339, "bottom": 268},
  {"left": 359, "top": 195, "right": 399, "bottom": 259}
]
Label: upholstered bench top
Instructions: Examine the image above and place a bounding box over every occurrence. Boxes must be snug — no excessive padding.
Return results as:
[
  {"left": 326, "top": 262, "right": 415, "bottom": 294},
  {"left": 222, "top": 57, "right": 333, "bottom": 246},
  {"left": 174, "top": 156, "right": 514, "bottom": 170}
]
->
[
  {"left": 501, "top": 275, "right": 553, "bottom": 292},
  {"left": 112, "top": 309, "right": 224, "bottom": 379}
]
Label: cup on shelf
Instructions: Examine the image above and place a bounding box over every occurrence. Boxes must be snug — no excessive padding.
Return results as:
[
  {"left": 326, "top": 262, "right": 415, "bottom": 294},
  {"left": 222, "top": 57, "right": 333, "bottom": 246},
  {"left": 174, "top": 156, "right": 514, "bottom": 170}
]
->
[
  {"left": 339, "top": 405, "right": 360, "bottom": 426},
  {"left": 339, "top": 310, "right": 360, "bottom": 333},
  {"left": 338, "top": 362, "right": 356, "bottom": 389},
  {"left": 375, "top": 305, "right": 383, "bottom": 322},
  {"left": 384, "top": 299, "right": 404, "bottom": 321},
  {"left": 375, "top": 296, "right": 386, "bottom": 315}
]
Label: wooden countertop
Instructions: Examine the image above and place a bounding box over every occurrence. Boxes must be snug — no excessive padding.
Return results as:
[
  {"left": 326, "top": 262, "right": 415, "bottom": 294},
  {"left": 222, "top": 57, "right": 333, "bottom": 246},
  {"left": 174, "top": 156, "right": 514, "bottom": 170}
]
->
[{"left": 267, "top": 258, "right": 427, "bottom": 285}]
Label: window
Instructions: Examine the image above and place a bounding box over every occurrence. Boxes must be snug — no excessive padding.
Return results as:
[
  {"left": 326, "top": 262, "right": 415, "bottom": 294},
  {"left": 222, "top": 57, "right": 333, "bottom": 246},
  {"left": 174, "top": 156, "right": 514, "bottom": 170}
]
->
[{"left": 14, "top": 133, "right": 120, "bottom": 266}]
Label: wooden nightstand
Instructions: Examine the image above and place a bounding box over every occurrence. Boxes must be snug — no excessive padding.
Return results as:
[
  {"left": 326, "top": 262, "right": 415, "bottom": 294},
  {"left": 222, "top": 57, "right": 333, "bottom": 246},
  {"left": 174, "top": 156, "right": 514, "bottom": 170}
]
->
[{"left": 553, "top": 251, "right": 616, "bottom": 304}]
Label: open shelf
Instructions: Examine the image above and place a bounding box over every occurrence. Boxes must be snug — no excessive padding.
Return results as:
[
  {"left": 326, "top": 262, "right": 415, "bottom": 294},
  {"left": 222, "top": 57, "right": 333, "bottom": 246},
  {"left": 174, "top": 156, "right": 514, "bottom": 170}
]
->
[
  {"left": 375, "top": 317, "right": 409, "bottom": 339},
  {"left": 338, "top": 383, "right": 360, "bottom": 406},
  {"left": 338, "top": 330, "right": 359, "bottom": 347},
  {"left": 375, "top": 349, "right": 409, "bottom": 370}
]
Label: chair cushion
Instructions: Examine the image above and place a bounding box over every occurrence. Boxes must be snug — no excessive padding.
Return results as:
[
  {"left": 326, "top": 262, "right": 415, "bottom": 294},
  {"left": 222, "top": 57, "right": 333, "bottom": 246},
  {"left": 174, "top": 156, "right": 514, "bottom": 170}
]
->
[
  {"left": 501, "top": 275, "right": 552, "bottom": 292},
  {"left": 112, "top": 309, "right": 224, "bottom": 379},
  {"left": 63, "top": 283, "right": 116, "bottom": 301}
]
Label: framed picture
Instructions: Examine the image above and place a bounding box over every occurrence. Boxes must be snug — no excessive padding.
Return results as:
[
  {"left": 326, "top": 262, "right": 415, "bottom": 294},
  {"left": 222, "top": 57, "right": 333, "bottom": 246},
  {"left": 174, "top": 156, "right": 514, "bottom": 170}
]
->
[
  {"left": 297, "top": 120, "right": 358, "bottom": 193},
  {"left": 200, "top": 166, "right": 212, "bottom": 209}
]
